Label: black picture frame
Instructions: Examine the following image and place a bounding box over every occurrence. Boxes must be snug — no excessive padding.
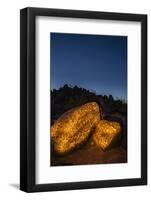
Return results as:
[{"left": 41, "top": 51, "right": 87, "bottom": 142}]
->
[{"left": 20, "top": 7, "right": 147, "bottom": 192}]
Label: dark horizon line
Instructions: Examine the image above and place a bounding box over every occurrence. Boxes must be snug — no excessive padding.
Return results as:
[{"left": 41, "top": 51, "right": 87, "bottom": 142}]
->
[{"left": 51, "top": 84, "right": 127, "bottom": 102}]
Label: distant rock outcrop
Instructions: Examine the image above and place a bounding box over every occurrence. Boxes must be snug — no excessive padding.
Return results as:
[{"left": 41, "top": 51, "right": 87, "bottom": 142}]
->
[
  {"left": 51, "top": 102, "right": 101, "bottom": 154},
  {"left": 93, "top": 120, "right": 121, "bottom": 150}
]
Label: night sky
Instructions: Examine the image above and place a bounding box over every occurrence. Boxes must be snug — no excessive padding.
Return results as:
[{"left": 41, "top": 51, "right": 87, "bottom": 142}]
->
[{"left": 50, "top": 33, "right": 127, "bottom": 100}]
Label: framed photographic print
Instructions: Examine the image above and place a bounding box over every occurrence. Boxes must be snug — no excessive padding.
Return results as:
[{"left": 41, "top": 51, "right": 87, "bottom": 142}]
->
[{"left": 20, "top": 7, "right": 147, "bottom": 192}]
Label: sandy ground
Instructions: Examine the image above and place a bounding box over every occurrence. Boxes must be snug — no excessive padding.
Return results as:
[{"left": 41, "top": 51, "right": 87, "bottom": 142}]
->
[{"left": 51, "top": 135, "right": 127, "bottom": 166}]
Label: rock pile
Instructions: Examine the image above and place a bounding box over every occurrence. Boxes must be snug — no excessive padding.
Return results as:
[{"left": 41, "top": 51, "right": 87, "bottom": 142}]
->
[{"left": 51, "top": 102, "right": 121, "bottom": 154}]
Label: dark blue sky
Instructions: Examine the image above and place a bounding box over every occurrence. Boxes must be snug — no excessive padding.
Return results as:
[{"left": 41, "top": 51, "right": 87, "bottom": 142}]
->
[{"left": 50, "top": 33, "right": 127, "bottom": 100}]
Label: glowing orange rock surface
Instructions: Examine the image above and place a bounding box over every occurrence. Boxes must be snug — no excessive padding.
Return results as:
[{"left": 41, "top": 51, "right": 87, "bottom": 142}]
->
[
  {"left": 93, "top": 120, "right": 121, "bottom": 150},
  {"left": 51, "top": 102, "right": 101, "bottom": 154}
]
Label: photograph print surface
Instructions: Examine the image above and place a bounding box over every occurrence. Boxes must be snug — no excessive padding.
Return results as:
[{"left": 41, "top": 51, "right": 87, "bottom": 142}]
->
[{"left": 50, "top": 32, "right": 127, "bottom": 166}]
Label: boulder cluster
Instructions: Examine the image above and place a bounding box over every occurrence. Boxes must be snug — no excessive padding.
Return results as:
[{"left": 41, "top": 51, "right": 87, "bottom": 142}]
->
[{"left": 51, "top": 102, "right": 121, "bottom": 155}]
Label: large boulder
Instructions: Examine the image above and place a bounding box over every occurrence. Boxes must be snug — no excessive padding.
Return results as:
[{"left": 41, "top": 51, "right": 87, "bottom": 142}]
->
[
  {"left": 93, "top": 120, "right": 121, "bottom": 150},
  {"left": 51, "top": 102, "right": 101, "bottom": 154}
]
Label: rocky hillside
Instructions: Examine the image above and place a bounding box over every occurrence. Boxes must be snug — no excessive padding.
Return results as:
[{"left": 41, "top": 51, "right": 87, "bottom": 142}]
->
[{"left": 51, "top": 84, "right": 127, "bottom": 124}]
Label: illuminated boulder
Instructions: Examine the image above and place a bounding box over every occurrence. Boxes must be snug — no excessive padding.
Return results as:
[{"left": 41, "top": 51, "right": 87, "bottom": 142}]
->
[
  {"left": 93, "top": 120, "right": 121, "bottom": 150},
  {"left": 51, "top": 102, "right": 101, "bottom": 154}
]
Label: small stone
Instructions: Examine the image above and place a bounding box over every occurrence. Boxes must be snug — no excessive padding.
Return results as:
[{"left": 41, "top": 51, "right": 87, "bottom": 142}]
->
[{"left": 93, "top": 120, "right": 121, "bottom": 150}]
